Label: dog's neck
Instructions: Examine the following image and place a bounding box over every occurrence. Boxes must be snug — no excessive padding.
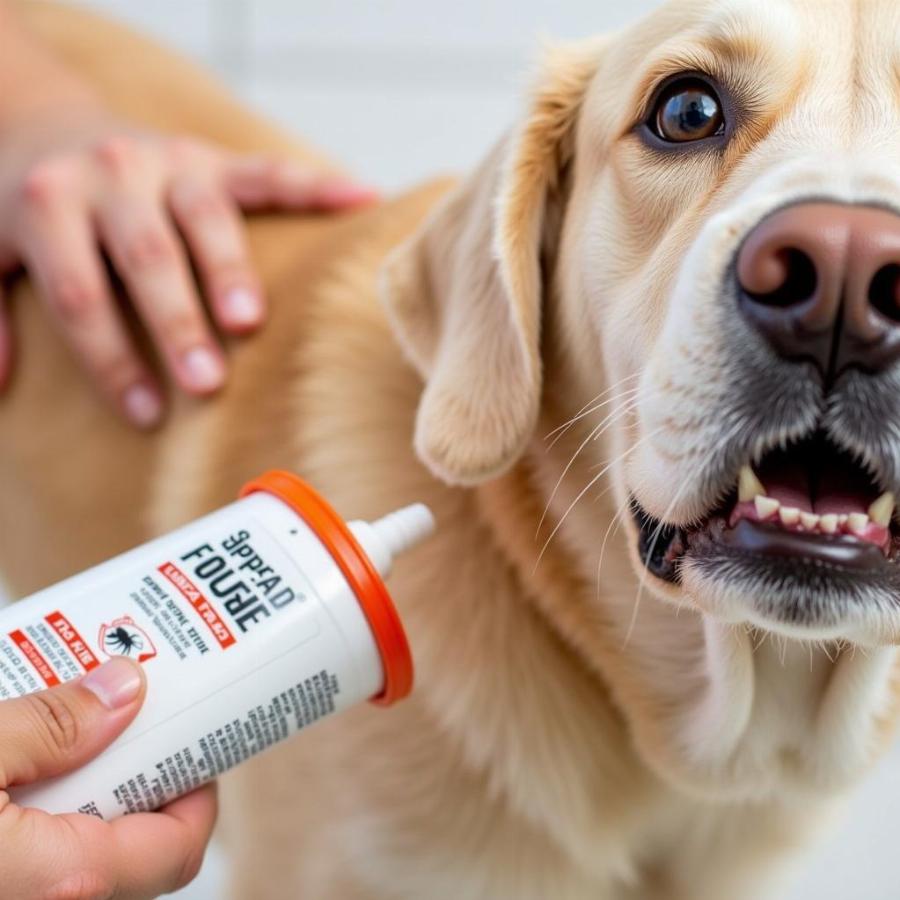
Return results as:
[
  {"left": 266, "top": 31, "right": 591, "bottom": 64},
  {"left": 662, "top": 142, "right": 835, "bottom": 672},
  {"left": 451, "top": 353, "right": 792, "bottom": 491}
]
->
[{"left": 479, "top": 446, "right": 900, "bottom": 804}]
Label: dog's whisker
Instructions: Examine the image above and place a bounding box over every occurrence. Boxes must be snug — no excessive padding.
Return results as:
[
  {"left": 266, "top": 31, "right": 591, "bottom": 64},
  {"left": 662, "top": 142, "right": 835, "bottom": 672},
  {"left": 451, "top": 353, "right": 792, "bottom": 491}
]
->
[
  {"left": 590, "top": 395, "right": 646, "bottom": 443},
  {"left": 544, "top": 372, "right": 642, "bottom": 444},
  {"left": 540, "top": 400, "right": 644, "bottom": 530},
  {"left": 534, "top": 427, "right": 664, "bottom": 574},
  {"left": 546, "top": 386, "right": 643, "bottom": 452},
  {"left": 596, "top": 491, "right": 634, "bottom": 606},
  {"left": 537, "top": 390, "right": 649, "bottom": 538},
  {"left": 544, "top": 376, "right": 638, "bottom": 443}
]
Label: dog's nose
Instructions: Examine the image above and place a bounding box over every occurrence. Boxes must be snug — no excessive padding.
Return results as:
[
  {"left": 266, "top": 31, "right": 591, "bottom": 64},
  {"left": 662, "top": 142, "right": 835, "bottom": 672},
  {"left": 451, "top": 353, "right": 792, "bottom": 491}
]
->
[{"left": 736, "top": 203, "right": 900, "bottom": 377}]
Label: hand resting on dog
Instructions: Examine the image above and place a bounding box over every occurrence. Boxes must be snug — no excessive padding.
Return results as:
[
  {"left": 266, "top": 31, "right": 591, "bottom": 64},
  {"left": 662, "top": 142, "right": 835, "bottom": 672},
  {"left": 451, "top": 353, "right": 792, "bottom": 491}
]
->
[{"left": 0, "top": 0, "right": 376, "bottom": 428}]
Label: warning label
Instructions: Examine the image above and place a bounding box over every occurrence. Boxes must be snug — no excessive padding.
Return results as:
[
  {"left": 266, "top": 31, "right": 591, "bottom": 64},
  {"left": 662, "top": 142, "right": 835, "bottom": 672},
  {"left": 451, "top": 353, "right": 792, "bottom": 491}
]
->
[
  {"left": 111, "top": 669, "right": 341, "bottom": 814},
  {"left": 158, "top": 562, "right": 236, "bottom": 649}
]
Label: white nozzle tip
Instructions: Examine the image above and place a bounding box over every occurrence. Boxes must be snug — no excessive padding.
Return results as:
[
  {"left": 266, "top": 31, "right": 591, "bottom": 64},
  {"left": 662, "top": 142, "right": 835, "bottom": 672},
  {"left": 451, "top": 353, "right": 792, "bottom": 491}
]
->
[{"left": 371, "top": 503, "right": 435, "bottom": 560}]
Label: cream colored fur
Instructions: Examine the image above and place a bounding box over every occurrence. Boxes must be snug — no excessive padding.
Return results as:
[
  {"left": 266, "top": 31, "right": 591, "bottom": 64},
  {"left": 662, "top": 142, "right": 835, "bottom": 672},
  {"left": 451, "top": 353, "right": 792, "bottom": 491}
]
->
[{"left": 2, "top": 2, "right": 900, "bottom": 899}]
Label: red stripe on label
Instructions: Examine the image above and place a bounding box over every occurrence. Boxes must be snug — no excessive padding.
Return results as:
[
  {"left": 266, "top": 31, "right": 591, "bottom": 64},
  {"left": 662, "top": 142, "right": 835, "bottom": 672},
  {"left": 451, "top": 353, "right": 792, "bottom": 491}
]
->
[
  {"left": 158, "top": 562, "right": 236, "bottom": 649},
  {"left": 45, "top": 611, "right": 100, "bottom": 672},
  {"left": 9, "top": 630, "right": 60, "bottom": 687}
]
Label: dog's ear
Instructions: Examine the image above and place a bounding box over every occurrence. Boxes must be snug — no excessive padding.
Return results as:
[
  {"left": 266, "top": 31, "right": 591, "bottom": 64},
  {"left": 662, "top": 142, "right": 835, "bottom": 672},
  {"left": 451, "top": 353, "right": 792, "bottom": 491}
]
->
[{"left": 380, "top": 42, "right": 603, "bottom": 485}]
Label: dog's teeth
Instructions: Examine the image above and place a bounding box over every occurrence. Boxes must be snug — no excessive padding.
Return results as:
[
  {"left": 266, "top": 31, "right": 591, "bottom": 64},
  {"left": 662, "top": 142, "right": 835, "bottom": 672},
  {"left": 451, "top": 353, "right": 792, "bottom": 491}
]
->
[
  {"left": 868, "top": 492, "right": 895, "bottom": 527},
  {"left": 819, "top": 514, "right": 839, "bottom": 534},
  {"left": 754, "top": 496, "right": 780, "bottom": 519},
  {"left": 739, "top": 466, "right": 766, "bottom": 503},
  {"left": 779, "top": 506, "right": 801, "bottom": 526},
  {"left": 847, "top": 513, "right": 869, "bottom": 535},
  {"left": 838, "top": 514, "right": 849, "bottom": 525},
  {"left": 800, "top": 512, "right": 819, "bottom": 530}
]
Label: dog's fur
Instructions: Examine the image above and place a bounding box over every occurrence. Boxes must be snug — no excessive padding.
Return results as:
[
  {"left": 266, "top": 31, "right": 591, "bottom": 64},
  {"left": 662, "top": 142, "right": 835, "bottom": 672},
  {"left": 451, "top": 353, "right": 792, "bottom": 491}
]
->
[{"left": 3, "top": 1, "right": 900, "bottom": 898}]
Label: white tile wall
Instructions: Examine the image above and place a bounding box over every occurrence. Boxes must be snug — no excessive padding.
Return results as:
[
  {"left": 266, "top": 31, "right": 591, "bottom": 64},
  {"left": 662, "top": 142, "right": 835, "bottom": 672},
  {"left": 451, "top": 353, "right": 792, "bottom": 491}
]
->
[
  {"left": 58, "top": 0, "right": 663, "bottom": 189},
  {"left": 21, "top": 1, "right": 900, "bottom": 898}
]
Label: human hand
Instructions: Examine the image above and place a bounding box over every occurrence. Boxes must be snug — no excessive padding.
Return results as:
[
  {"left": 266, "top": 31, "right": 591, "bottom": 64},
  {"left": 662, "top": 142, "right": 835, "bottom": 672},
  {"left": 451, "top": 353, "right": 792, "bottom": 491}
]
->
[
  {"left": 0, "top": 114, "right": 376, "bottom": 426},
  {"left": 0, "top": 657, "right": 218, "bottom": 898}
]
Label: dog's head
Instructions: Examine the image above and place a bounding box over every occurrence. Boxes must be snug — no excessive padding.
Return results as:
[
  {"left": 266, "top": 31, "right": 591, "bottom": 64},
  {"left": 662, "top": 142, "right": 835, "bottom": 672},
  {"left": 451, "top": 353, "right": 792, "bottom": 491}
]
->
[{"left": 382, "top": 0, "right": 900, "bottom": 646}]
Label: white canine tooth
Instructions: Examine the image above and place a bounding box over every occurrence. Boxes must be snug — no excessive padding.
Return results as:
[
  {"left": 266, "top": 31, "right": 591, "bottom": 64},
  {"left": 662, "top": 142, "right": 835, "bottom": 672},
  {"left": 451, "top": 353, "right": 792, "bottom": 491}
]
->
[
  {"left": 800, "top": 512, "right": 820, "bottom": 530},
  {"left": 819, "top": 514, "right": 839, "bottom": 534},
  {"left": 779, "top": 507, "right": 801, "bottom": 526},
  {"left": 868, "top": 492, "right": 895, "bottom": 528},
  {"left": 838, "top": 514, "right": 849, "bottom": 526},
  {"left": 755, "top": 496, "right": 780, "bottom": 520},
  {"left": 739, "top": 466, "right": 766, "bottom": 503},
  {"left": 848, "top": 513, "right": 869, "bottom": 535}
]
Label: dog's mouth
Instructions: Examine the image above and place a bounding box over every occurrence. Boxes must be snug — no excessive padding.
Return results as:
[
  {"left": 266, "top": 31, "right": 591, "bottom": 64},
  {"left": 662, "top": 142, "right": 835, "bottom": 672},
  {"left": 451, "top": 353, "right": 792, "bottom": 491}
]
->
[{"left": 632, "top": 430, "right": 899, "bottom": 584}]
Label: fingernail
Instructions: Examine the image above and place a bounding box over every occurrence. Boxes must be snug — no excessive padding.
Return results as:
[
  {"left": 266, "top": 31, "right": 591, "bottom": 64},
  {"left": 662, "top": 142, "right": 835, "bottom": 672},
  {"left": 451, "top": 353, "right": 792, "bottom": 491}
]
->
[
  {"left": 222, "top": 287, "right": 261, "bottom": 327},
  {"left": 182, "top": 346, "right": 225, "bottom": 392},
  {"left": 82, "top": 658, "right": 143, "bottom": 710},
  {"left": 123, "top": 384, "right": 162, "bottom": 428}
]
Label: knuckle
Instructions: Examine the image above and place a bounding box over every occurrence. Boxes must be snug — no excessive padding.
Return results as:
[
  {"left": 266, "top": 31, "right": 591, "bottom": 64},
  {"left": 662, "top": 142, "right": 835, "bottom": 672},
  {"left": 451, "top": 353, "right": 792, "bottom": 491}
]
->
[
  {"left": 19, "top": 159, "right": 73, "bottom": 209},
  {"left": 119, "top": 227, "right": 178, "bottom": 272},
  {"left": 175, "top": 185, "right": 228, "bottom": 221},
  {"left": 161, "top": 309, "right": 207, "bottom": 348},
  {"left": 267, "top": 159, "right": 293, "bottom": 185},
  {"left": 165, "top": 135, "right": 205, "bottom": 165},
  {"left": 47, "top": 275, "right": 98, "bottom": 324},
  {"left": 92, "top": 135, "right": 138, "bottom": 175},
  {"left": 25, "top": 691, "right": 80, "bottom": 759},
  {"left": 92, "top": 352, "right": 140, "bottom": 391}
]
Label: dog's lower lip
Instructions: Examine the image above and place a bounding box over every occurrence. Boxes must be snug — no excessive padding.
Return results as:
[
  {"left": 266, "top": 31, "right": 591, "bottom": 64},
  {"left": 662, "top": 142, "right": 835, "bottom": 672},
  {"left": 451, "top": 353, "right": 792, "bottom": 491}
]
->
[{"left": 706, "top": 518, "right": 887, "bottom": 570}]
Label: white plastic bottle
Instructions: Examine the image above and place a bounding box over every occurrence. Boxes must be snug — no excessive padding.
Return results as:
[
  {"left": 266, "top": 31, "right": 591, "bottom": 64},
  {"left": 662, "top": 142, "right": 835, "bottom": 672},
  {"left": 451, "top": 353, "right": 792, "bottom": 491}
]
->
[{"left": 1, "top": 470, "right": 433, "bottom": 820}]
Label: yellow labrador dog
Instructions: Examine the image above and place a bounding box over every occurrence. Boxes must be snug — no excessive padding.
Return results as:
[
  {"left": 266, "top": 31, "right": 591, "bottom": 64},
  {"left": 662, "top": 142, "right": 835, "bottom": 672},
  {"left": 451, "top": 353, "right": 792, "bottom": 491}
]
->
[{"left": 3, "top": 1, "right": 900, "bottom": 897}]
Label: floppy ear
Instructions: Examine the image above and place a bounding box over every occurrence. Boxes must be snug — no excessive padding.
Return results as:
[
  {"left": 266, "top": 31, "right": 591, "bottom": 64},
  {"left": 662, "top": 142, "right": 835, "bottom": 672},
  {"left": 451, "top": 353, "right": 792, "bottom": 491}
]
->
[{"left": 380, "top": 41, "right": 604, "bottom": 486}]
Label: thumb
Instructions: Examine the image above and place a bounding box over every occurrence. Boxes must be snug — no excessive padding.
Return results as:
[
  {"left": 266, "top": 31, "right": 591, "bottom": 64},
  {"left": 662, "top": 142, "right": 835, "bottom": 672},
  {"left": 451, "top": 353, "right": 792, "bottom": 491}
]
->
[{"left": 0, "top": 658, "right": 145, "bottom": 789}]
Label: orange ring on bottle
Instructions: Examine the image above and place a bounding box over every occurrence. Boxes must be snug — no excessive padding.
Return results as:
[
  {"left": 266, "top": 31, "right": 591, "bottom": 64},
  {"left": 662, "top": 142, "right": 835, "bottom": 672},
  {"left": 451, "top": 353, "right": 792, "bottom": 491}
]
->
[{"left": 240, "top": 470, "right": 413, "bottom": 705}]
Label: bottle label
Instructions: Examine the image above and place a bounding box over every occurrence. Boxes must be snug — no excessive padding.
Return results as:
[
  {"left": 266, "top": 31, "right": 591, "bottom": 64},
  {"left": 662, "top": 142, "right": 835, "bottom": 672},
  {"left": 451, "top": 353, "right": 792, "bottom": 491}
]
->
[
  {"left": 4, "top": 494, "right": 381, "bottom": 818},
  {"left": 0, "top": 503, "right": 318, "bottom": 697}
]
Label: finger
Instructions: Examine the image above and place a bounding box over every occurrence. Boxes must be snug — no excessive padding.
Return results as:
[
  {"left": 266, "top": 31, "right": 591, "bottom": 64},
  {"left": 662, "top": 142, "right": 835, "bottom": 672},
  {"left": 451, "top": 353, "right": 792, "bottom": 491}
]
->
[
  {"left": 106, "top": 783, "right": 219, "bottom": 896},
  {"left": 21, "top": 206, "right": 164, "bottom": 427},
  {"left": 222, "top": 157, "right": 379, "bottom": 211},
  {"left": 96, "top": 196, "right": 227, "bottom": 396},
  {"left": 2, "top": 783, "right": 217, "bottom": 899},
  {"left": 168, "top": 175, "right": 264, "bottom": 333},
  {"left": 0, "top": 284, "right": 12, "bottom": 390},
  {"left": 0, "top": 658, "right": 145, "bottom": 788}
]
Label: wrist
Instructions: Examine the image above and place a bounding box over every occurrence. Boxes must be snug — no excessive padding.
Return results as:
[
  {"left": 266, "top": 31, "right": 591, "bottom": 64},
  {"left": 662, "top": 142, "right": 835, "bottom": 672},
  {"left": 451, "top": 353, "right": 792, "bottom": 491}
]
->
[
  {"left": 0, "top": 84, "right": 103, "bottom": 133},
  {"left": 0, "top": 4, "right": 104, "bottom": 133}
]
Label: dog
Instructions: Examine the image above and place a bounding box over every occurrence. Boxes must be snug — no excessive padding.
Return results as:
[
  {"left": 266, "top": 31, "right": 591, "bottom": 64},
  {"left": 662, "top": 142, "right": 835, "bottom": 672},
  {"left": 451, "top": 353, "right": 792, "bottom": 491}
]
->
[{"left": 3, "top": 0, "right": 900, "bottom": 897}]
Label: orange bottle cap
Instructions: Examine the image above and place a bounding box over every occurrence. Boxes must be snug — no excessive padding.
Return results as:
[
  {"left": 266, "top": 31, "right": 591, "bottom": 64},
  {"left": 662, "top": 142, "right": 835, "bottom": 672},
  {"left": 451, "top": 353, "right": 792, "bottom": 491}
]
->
[{"left": 240, "top": 470, "right": 413, "bottom": 705}]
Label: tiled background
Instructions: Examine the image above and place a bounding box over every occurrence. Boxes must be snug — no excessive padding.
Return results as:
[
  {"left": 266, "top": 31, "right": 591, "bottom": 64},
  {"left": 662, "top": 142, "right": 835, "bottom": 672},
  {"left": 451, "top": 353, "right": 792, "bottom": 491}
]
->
[
  {"left": 10, "top": 1, "right": 898, "bottom": 897},
  {"left": 56, "top": 0, "right": 659, "bottom": 191}
]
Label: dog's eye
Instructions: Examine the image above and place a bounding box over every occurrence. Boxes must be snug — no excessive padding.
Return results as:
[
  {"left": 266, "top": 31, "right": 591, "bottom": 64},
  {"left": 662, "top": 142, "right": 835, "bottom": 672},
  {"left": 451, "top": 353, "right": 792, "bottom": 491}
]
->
[{"left": 652, "top": 80, "right": 724, "bottom": 143}]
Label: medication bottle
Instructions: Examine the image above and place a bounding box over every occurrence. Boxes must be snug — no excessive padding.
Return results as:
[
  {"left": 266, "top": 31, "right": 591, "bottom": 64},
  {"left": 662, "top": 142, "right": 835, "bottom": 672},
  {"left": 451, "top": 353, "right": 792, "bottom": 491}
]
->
[{"left": 1, "top": 470, "right": 433, "bottom": 820}]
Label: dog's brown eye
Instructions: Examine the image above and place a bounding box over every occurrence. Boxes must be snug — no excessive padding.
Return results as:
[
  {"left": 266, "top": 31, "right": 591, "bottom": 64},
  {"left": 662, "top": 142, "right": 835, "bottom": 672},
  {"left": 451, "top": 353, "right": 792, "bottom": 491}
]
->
[{"left": 653, "top": 80, "right": 724, "bottom": 143}]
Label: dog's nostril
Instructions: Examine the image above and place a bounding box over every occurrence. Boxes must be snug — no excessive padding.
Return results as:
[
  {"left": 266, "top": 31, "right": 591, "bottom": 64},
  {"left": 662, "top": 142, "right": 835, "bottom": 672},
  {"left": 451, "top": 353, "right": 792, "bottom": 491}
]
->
[
  {"left": 868, "top": 264, "right": 900, "bottom": 323},
  {"left": 742, "top": 248, "right": 818, "bottom": 308}
]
